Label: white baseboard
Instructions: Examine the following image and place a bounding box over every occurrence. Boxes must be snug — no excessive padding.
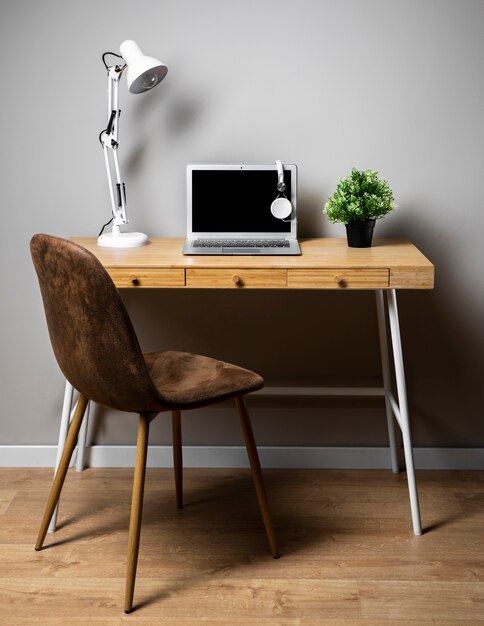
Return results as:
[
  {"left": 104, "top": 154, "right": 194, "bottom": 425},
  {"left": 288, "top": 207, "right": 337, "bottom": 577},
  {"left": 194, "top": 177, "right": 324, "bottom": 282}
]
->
[{"left": 0, "top": 445, "right": 483, "bottom": 470}]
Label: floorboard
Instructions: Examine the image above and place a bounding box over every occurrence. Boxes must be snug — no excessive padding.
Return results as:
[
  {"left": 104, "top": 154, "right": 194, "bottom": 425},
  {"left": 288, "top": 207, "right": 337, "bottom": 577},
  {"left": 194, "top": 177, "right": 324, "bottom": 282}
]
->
[{"left": 1, "top": 468, "right": 483, "bottom": 624}]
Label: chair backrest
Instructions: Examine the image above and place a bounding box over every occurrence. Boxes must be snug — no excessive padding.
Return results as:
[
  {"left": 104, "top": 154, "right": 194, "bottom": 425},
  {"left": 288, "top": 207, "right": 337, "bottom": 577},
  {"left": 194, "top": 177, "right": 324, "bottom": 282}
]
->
[{"left": 30, "top": 234, "right": 160, "bottom": 413}]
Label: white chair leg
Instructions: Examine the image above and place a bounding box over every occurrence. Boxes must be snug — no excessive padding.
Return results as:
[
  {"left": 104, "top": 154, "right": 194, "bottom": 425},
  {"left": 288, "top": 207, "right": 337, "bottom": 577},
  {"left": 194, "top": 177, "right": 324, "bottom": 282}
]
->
[
  {"left": 48, "top": 380, "right": 74, "bottom": 533},
  {"left": 76, "top": 401, "right": 90, "bottom": 472},
  {"left": 386, "top": 289, "right": 422, "bottom": 536},
  {"left": 375, "top": 290, "right": 400, "bottom": 474}
]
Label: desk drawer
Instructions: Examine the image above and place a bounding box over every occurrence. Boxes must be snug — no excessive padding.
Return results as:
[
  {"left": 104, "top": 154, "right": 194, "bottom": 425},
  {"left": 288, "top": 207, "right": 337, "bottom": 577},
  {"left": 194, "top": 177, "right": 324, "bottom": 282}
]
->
[
  {"left": 186, "top": 268, "right": 287, "bottom": 288},
  {"left": 288, "top": 268, "right": 389, "bottom": 289},
  {"left": 107, "top": 268, "right": 185, "bottom": 288}
]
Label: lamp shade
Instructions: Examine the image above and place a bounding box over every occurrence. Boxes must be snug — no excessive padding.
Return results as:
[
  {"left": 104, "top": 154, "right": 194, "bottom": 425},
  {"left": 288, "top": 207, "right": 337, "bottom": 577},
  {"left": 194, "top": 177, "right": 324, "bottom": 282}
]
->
[{"left": 119, "top": 40, "right": 168, "bottom": 94}]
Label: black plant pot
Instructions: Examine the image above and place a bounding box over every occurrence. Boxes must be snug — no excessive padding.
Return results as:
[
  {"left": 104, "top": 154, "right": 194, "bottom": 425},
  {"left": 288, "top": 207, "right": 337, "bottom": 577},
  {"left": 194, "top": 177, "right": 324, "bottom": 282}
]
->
[{"left": 345, "top": 219, "right": 376, "bottom": 248}]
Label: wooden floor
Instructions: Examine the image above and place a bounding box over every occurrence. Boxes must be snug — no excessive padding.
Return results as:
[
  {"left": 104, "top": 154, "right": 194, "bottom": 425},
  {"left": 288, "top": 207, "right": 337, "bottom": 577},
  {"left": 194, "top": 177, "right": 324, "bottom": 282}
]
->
[{"left": 1, "top": 467, "right": 484, "bottom": 625}]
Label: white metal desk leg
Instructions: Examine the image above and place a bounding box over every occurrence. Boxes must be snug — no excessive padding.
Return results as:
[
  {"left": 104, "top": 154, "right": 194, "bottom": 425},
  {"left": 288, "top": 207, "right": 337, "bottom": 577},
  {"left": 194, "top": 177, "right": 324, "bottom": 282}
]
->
[
  {"left": 48, "top": 380, "right": 74, "bottom": 533},
  {"left": 76, "top": 401, "right": 90, "bottom": 472},
  {"left": 386, "top": 289, "right": 422, "bottom": 535},
  {"left": 375, "top": 290, "right": 399, "bottom": 474}
]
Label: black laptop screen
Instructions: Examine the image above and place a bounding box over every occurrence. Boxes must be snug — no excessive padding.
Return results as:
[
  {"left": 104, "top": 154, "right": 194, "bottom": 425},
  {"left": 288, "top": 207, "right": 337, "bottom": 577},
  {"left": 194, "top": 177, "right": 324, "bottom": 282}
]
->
[{"left": 191, "top": 169, "right": 292, "bottom": 233}]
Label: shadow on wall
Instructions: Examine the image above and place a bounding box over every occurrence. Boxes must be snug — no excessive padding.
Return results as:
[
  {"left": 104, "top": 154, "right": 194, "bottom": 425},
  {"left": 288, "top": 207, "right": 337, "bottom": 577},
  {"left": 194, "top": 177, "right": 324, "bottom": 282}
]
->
[
  {"left": 82, "top": 288, "right": 386, "bottom": 448},
  {"left": 121, "top": 288, "right": 383, "bottom": 384},
  {"left": 125, "top": 81, "right": 208, "bottom": 176},
  {"left": 163, "top": 93, "right": 206, "bottom": 140},
  {"left": 297, "top": 188, "right": 329, "bottom": 237},
  {"left": 380, "top": 208, "right": 484, "bottom": 446}
]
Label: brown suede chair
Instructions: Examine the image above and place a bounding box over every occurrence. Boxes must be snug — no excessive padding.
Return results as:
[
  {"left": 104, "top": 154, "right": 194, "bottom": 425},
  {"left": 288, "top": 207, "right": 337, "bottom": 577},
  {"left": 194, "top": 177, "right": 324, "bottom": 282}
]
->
[{"left": 31, "top": 234, "right": 278, "bottom": 613}]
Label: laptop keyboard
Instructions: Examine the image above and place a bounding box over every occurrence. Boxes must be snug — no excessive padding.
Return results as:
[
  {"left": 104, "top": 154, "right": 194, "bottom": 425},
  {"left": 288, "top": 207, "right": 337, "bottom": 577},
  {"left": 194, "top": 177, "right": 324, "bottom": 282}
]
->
[{"left": 193, "top": 239, "right": 290, "bottom": 248}]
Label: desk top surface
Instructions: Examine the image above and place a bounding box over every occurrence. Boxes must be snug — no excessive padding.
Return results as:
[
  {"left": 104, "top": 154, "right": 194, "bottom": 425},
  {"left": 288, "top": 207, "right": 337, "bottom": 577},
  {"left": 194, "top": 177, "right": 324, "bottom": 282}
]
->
[{"left": 71, "top": 237, "right": 434, "bottom": 289}]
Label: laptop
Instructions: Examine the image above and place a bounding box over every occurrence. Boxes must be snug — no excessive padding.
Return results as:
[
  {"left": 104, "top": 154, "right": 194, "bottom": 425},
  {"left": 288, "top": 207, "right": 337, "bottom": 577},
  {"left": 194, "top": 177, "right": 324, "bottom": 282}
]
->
[{"left": 183, "top": 163, "right": 301, "bottom": 255}]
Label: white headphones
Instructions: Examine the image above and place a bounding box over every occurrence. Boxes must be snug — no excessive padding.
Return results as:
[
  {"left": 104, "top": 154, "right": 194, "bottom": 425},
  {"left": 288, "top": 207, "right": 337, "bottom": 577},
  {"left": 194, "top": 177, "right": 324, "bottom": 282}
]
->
[{"left": 270, "top": 160, "right": 293, "bottom": 220}]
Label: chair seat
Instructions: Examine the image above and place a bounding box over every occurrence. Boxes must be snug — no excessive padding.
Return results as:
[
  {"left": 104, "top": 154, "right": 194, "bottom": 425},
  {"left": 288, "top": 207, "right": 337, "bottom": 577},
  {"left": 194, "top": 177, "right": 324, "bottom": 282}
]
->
[{"left": 144, "top": 350, "right": 264, "bottom": 410}]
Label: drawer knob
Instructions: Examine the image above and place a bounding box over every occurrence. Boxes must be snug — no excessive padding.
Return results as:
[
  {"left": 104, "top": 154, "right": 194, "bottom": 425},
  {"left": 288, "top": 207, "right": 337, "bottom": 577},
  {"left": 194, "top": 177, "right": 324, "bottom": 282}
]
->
[
  {"left": 334, "top": 275, "right": 344, "bottom": 284},
  {"left": 130, "top": 276, "right": 140, "bottom": 286},
  {"left": 232, "top": 274, "right": 241, "bottom": 285}
]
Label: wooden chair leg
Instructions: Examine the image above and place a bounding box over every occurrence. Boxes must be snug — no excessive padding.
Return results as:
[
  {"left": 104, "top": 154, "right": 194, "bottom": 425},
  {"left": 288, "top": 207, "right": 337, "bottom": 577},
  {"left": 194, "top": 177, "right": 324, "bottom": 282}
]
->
[
  {"left": 236, "top": 396, "right": 279, "bottom": 559},
  {"left": 125, "top": 414, "right": 151, "bottom": 614},
  {"left": 35, "top": 394, "right": 89, "bottom": 551},
  {"left": 172, "top": 410, "right": 183, "bottom": 509}
]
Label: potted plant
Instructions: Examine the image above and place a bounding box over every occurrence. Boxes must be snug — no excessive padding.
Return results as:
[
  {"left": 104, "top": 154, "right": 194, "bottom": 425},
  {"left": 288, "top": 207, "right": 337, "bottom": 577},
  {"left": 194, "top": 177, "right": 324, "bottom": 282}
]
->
[{"left": 324, "top": 168, "right": 397, "bottom": 247}]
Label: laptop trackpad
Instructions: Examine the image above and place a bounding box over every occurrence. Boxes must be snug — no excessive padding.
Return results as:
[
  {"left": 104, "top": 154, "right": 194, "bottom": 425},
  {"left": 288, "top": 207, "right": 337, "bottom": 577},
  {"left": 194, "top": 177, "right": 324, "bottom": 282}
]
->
[{"left": 222, "top": 248, "right": 261, "bottom": 255}]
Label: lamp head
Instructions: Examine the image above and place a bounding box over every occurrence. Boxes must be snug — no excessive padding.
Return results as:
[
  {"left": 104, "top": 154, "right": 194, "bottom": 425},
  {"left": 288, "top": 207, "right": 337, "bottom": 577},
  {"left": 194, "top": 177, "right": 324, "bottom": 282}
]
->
[{"left": 119, "top": 40, "right": 168, "bottom": 94}]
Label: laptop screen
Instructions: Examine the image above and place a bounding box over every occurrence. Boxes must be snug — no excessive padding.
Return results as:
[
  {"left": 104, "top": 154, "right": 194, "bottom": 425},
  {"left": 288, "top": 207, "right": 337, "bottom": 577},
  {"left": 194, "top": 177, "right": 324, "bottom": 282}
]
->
[{"left": 191, "top": 169, "right": 292, "bottom": 233}]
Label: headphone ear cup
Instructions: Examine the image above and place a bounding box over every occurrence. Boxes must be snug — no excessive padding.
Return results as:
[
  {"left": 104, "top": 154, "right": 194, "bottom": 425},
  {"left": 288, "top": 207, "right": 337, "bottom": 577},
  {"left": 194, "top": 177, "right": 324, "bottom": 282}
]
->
[{"left": 271, "top": 197, "right": 292, "bottom": 219}]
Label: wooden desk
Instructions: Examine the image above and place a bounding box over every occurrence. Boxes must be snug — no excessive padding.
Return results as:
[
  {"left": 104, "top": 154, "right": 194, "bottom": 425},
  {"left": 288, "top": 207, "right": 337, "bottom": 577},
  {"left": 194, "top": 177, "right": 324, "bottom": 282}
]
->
[
  {"left": 54, "top": 237, "right": 433, "bottom": 536},
  {"left": 71, "top": 237, "right": 434, "bottom": 290}
]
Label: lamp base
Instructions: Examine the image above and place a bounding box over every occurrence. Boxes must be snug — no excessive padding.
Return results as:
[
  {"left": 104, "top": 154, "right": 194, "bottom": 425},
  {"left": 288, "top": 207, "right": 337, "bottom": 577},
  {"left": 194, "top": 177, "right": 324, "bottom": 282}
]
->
[{"left": 97, "top": 231, "right": 149, "bottom": 248}]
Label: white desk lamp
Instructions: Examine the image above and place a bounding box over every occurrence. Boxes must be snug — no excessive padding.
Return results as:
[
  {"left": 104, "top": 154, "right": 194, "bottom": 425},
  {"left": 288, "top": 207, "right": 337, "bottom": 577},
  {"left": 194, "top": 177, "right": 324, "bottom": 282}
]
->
[{"left": 98, "top": 40, "right": 167, "bottom": 248}]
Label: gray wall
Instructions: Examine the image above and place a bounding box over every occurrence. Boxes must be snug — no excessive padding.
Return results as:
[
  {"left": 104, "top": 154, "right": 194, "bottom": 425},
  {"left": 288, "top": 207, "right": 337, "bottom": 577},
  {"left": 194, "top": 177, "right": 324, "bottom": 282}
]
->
[{"left": 1, "top": 0, "right": 483, "bottom": 449}]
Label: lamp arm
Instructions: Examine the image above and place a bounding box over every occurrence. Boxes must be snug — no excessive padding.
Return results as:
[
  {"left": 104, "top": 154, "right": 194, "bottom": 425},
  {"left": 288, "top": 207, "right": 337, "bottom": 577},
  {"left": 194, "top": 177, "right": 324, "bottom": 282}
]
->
[{"left": 100, "top": 66, "right": 128, "bottom": 226}]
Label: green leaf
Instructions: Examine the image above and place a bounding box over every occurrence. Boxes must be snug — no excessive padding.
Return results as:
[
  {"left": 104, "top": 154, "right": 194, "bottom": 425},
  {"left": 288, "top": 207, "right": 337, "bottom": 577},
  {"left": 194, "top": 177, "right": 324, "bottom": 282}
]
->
[{"left": 323, "top": 167, "right": 397, "bottom": 224}]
